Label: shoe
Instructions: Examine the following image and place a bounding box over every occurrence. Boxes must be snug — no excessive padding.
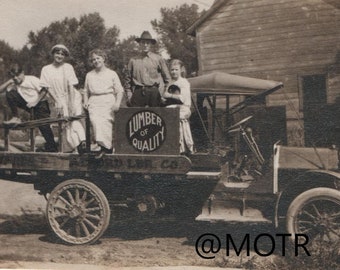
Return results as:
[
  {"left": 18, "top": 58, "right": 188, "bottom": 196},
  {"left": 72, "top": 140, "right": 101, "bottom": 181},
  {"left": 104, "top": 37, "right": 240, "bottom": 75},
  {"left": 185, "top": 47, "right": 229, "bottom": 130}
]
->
[
  {"left": 4, "top": 117, "right": 21, "bottom": 125},
  {"left": 94, "top": 146, "right": 112, "bottom": 159},
  {"left": 103, "top": 147, "right": 113, "bottom": 154},
  {"left": 91, "top": 144, "right": 101, "bottom": 151}
]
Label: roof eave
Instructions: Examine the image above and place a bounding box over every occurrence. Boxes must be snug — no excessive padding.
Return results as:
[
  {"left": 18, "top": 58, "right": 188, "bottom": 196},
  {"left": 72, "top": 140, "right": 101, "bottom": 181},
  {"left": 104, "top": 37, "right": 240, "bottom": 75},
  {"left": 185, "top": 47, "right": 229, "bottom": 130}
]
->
[{"left": 186, "top": 0, "right": 229, "bottom": 36}]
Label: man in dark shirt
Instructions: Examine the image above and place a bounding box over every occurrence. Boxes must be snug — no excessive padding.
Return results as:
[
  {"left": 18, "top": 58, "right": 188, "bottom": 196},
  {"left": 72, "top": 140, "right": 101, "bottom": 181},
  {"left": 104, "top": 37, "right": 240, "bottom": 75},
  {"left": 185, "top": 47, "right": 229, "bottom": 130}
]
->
[{"left": 124, "top": 31, "right": 170, "bottom": 107}]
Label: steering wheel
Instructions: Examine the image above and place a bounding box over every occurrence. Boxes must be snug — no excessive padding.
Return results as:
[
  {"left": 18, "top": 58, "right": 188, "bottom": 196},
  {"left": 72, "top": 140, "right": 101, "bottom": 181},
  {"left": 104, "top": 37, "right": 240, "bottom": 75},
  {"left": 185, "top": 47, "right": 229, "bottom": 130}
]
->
[{"left": 227, "top": 115, "right": 253, "bottom": 133}]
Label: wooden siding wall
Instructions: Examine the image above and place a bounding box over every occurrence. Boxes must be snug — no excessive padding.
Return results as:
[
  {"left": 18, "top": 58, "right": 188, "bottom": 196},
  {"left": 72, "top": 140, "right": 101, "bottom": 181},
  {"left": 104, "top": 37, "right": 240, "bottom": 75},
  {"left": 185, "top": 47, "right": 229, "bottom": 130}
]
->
[{"left": 196, "top": 0, "right": 340, "bottom": 146}]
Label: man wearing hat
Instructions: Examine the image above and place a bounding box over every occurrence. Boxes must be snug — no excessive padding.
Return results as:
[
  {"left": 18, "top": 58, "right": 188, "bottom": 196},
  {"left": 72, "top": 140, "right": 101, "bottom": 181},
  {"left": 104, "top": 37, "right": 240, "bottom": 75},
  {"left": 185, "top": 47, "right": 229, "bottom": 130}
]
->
[{"left": 124, "top": 31, "right": 170, "bottom": 107}]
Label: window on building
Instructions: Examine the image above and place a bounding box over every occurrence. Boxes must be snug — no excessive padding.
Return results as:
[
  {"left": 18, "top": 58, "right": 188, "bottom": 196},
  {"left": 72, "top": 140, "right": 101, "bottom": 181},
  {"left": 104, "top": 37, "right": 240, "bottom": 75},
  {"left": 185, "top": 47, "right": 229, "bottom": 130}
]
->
[
  {"left": 302, "top": 74, "right": 327, "bottom": 108},
  {"left": 301, "top": 74, "right": 329, "bottom": 146}
]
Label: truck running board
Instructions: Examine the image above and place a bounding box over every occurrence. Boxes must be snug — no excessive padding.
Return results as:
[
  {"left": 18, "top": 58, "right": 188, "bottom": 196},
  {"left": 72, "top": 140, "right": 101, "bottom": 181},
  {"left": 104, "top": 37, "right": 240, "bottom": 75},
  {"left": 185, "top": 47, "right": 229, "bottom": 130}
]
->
[
  {"left": 195, "top": 185, "right": 273, "bottom": 223},
  {"left": 196, "top": 205, "right": 272, "bottom": 223}
]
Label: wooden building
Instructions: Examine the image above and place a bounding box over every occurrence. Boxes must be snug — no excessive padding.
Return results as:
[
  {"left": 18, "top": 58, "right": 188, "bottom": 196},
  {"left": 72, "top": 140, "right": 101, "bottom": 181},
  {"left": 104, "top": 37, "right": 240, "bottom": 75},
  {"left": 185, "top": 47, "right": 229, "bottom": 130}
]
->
[{"left": 188, "top": 0, "right": 340, "bottom": 146}]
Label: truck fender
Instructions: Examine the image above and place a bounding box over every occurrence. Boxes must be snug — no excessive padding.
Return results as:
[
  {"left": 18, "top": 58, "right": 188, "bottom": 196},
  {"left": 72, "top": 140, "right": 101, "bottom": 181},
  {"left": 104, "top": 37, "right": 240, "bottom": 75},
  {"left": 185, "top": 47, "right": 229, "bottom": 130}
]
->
[{"left": 275, "top": 169, "right": 340, "bottom": 227}]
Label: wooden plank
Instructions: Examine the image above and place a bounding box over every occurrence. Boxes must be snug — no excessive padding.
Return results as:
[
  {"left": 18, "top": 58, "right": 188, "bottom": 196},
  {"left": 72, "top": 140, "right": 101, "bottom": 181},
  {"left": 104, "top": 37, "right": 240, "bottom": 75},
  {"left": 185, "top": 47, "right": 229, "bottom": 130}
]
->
[
  {"left": 200, "top": 25, "right": 339, "bottom": 50},
  {"left": 0, "top": 114, "right": 85, "bottom": 153},
  {"left": 205, "top": 0, "right": 337, "bottom": 23},
  {"left": 207, "top": 7, "right": 338, "bottom": 30},
  {"left": 200, "top": 38, "right": 339, "bottom": 59},
  {"left": 30, "top": 129, "right": 35, "bottom": 152},
  {"left": 29, "top": 109, "right": 35, "bottom": 152},
  {"left": 201, "top": 56, "right": 334, "bottom": 73},
  {"left": 212, "top": 4, "right": 337, "bottom": 22},
  {"left": 201, "top": 43, "right": 338, "bottom": 63},
  {"left": 202, "top": 51, "right": 337, "bottom": 69},
  {"left": 186, "top": 171, "right": 221, "bottom": 180},
  {"left": 206, "top": 8, "right": 338, "bottom": 33},
  {"left": 0, "top": 153, "right": 69, "bottom": 170},
  {"left": 200, "top": 66, "right": 330, "bottom": 78},
  {"left": 200, "top": 33, "right": 339, "bottom": 51},
  {"left": 200, "top": 33, "right": 339, "bottom": 54},
  {"left": 58, "top": 121, "right": 63, "bottom": 152},
  {"left": 200, "top": 44, "right": 338, "bottom": 65},
  {"left": 0, "top": 115, "right": 85, "bottom": 130},
  {"left": 200, "top": 40, "right": 339, "bottom": 64},
  {"left": 0, "top": 153, "right": 192, "bottom": 175},
  {"left": 198, "top": 66, "right": 331, "bottom": 82},
  {"left": 210, "top": 1, "right": 303, "bottom": 21},
  {"left": 4, "top": 129, "right": 9, "bottom": 152},
  {"left": 202, "top": 54, "right": 335, "bottom": 70},
  {"left": 227, "top": 0, "right": 304, "bottom": 9}
]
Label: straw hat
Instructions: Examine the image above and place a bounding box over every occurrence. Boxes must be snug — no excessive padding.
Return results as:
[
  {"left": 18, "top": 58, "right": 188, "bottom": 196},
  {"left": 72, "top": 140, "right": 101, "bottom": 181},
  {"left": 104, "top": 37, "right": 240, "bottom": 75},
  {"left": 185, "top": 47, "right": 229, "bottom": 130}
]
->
[{"left": 50, "top": 44, "right": 70, "bottom": 56}]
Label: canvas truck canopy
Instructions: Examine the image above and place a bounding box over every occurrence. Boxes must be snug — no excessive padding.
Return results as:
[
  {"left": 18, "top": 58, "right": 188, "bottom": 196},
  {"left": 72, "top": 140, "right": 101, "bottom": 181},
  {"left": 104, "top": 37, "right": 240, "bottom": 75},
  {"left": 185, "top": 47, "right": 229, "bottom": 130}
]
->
[
  {"left": 188, "top": 72, "right": 283, "bottom": 95},
  {"left": 188, "top": 72, "right": 284, "bottom": 114}
]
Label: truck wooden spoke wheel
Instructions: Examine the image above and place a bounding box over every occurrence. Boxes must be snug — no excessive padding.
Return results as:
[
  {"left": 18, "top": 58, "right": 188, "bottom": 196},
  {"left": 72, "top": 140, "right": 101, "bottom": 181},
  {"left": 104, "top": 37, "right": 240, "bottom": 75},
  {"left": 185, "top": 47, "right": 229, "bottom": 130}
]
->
[
  {"left": 47, "top": 179, "right": 110, "bottom": 245},
  {"left": 287, "top": 188, "right": 340, "bottom": 242}
]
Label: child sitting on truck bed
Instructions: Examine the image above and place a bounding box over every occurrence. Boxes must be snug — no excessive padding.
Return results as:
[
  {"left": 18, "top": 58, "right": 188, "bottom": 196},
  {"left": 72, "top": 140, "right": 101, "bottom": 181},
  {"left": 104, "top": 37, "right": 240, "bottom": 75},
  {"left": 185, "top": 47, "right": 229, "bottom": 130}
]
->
[{"left": 0, "top": 64, "right": 57, "bottom": 152}]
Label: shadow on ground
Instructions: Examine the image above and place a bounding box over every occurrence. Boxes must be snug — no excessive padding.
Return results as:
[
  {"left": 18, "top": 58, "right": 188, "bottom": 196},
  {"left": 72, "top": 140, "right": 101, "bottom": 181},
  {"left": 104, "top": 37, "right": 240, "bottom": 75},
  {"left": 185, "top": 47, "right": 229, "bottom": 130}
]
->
[
  {"left": 0, "top": 210, "right": 284, "bottom": 255},
  {"left": 0, "top": 209, "right": 48, "bottom": 235}
]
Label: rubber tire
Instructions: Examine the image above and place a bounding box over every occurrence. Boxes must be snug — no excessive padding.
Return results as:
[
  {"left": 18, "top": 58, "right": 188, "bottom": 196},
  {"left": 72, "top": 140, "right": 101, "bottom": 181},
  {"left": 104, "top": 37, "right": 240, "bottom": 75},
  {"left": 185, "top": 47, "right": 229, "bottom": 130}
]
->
[
  {"left": 286, "top": 187, "right": 340, "bottom": 242},
  {"left": 46, "top": 179, "right": 110, "bottom": 245}
]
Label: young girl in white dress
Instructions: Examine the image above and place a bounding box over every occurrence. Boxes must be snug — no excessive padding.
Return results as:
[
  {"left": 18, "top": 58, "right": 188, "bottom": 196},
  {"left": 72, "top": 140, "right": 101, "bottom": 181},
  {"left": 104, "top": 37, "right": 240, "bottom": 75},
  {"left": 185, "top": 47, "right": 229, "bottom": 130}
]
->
[{"left": 163, "top": 59, "right": 194, "bottom": 154}]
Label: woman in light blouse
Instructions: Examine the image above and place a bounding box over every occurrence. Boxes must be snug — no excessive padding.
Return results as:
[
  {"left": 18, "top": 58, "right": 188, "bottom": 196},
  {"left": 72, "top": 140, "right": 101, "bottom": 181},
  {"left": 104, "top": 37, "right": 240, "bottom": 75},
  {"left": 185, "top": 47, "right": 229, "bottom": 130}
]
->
[{"left": 84, "top": 49, "right": 123, "bottom": 158}]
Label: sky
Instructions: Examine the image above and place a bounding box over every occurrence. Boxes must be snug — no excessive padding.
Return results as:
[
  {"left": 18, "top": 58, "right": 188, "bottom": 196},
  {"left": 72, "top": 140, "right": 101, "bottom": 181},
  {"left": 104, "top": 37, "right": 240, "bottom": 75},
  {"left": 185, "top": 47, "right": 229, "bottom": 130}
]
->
[{"left": 0, "top": 0, "right": 215, "bottom": 50}]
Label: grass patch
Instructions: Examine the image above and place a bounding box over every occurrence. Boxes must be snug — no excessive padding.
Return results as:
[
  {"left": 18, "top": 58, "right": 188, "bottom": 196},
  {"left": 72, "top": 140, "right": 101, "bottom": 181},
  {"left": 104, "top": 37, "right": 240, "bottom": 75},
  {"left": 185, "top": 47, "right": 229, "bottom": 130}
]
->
[{"left": 281, "top": 239, "right": 340, "bottom": 270}]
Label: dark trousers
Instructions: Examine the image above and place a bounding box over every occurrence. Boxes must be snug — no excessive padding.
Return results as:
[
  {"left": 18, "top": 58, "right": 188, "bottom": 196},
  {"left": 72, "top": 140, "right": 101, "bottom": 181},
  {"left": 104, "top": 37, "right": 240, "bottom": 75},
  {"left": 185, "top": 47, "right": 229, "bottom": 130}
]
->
[
  {"left": 6, "top": 90, "right": 57, "bottom": 151},
  {"left": 130, "top": 86, "right": 161, "bottom": 107}
]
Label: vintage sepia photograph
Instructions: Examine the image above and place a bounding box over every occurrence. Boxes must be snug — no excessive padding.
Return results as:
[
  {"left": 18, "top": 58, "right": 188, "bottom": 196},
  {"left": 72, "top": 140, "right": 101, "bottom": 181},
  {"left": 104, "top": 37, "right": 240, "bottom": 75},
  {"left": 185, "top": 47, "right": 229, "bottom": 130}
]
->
[{"left": 0, "top": 0, "right": 339, "bottom": 269}]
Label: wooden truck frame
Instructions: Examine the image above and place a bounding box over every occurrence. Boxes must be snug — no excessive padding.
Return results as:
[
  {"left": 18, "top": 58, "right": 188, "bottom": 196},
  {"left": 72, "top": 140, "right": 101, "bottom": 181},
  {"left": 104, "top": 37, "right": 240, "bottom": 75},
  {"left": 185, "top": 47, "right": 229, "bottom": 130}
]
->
[{"left": 0, "top": 72, "right": 339, "bottom": 245}]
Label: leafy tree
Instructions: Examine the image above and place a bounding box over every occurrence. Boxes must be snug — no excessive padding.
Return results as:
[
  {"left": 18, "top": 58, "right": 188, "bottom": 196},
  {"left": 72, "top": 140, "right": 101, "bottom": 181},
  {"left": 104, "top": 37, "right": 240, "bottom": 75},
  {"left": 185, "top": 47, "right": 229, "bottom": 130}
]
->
[
  {"left": 0, "top": 41, "right": 19, "bottom": 123},
  {"left": 151, "top": 4, "right": 202, "bottom": 76},
  {"left": 72, "top": 13, "right": 107, "bottom": 86},
  {"left": 0, "top": 40, "right": 18, "bottom": 81},
  {"left": 112, "top": 35, "right": 139, "bottom": 79},
  {"left": 103, "top": 26, "right": 122, "bottom": 73},
  {"left": 25, "top": 12, "right": 109, "bottom": 87},
  {"left": 25, "top": 17, "right": 80, "bottom": 77}
]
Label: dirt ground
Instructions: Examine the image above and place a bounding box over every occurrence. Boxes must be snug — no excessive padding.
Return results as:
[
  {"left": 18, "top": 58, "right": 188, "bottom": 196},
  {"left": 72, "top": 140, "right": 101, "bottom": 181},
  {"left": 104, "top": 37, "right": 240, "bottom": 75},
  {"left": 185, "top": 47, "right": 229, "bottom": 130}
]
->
[
  {"left": 0, "top": 180, "right": 270, "bottom": 269},
  {"left": 0, "top": 179, "right": 333, "bottom": 269}
]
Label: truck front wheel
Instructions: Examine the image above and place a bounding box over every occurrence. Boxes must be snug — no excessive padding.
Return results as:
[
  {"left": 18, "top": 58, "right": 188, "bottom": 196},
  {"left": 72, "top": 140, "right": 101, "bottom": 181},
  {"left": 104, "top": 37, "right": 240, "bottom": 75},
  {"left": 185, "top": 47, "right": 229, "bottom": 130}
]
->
[
  {"left": 46, "top": 179, "right": 110, "bottom": 245},
  {"left": 286, "top": 187, "right": 340, "bottom": 242}
]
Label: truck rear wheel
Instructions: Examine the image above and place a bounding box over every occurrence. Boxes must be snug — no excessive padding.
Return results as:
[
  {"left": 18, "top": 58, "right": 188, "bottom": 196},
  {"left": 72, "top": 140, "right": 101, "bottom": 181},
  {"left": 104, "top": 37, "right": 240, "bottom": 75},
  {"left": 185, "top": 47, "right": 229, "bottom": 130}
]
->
[
  {"left": 46, "top": 179, "right": 110, "bottom": 245},
  {"left": 286, "top": 187, "right": 340, "bottom": 242}
]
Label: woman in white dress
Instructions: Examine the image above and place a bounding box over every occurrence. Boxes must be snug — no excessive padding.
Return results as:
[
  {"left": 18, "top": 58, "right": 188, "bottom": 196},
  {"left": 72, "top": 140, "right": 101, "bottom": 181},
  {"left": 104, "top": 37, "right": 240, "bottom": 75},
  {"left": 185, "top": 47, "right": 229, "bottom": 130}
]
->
[
  {"left": 84, "top": 49, "right": 124, "bottom": 158},
  {"left": 40, "top": 44, "right": 86, "bottom": 153}
]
